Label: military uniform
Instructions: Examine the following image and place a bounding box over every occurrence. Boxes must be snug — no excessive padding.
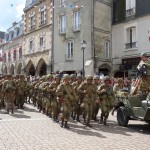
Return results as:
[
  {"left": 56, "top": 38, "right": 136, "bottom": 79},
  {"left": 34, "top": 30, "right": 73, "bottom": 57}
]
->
[
  {"left": 77, "top": 75, "right": 96, "bottom": 127},
  {"left": 16, "top": 75, "right": 27, "bottom": 109},
  {"left": 72, "top": 75, "right": 83, "bottom": 121},
  {"left": 56, "top": 74, "right": 77, "bottom": 128},
  {"left": 2, "top": 74, "right": 16, "bottom": 114},
  {"left": 97, "top": 76, "right": 115, "bottom": 125}
]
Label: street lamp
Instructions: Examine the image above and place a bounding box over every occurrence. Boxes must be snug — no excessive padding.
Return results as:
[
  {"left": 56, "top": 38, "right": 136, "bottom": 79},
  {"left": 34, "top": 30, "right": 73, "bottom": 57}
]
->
[{"left": 81, "top": 40, "right": 87, "bottom": 77}]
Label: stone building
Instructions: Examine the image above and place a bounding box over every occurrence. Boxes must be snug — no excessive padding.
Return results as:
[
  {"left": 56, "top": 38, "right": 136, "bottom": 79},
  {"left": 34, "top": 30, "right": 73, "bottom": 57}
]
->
[
  {"left": 1, "top": 21, "right": 24, "bottom": 75},
  {"left": 53, "top": 0, "right": 112, "bottom": 76},
  {"left": 112, "top": 0, "right": 150, "bottom": 78},
  {"left": 23, "top": 0, "right": 52, "bottom": 76}
]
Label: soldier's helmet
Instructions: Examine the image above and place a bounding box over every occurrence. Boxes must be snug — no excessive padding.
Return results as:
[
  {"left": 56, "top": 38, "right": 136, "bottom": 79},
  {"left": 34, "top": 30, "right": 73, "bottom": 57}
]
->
[
  {"left": 20, "top": 74, "right": 25, "bottom": 79},
  {"left": 141, "top": 52, "right": 148, "bottom": 57},
  {"left": 86, "top": 75, "right": 93, "bottom": 80},
  {"left": 7, "top": 74, "right": 12, "bottom": 78},
  {"left": 116, "top": 78, "right": 124, "bottom": 83},
  {"left": 47, "top": 74, "right": 53, "bottom": 79},
  {"left": 70, "top": 74, "right": 76, "bottom": 78},
  {"left": 93, "top": 75, "right": 99, "bottom": 80},
  {"left": 76, "top": 75, "right": 83, "bottom": 80},
  {"left": 103, "top": 76, "right": 111, "bottom": 82},
  {"left": 54, "top": 74, "right": 61, "bottom": 79},
  {"left": 63, "top": 74, "right": 70, "bottom": 79}
]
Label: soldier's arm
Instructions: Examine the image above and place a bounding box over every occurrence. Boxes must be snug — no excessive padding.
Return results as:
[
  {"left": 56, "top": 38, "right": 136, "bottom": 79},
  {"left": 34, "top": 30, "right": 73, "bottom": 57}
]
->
[
  {"left": 56, "top": 84, "right": 64, "bottom": 96},
  {"left": 77, "top": 82, "right": 86, "bottom": 94}
]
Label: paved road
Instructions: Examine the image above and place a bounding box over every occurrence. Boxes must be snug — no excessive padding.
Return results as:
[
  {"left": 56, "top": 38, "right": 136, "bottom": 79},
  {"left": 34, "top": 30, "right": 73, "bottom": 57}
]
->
[{"left": 0, "top": 104, "right": 150, "bottom": 150}]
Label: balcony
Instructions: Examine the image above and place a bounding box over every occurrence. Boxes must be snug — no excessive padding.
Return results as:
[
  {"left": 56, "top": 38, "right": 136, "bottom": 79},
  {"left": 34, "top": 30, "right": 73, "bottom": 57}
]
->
[
  {"left": 126, "top": 8, "right": 135, "bottom": 17},
  {"left": 125, "top": 42, "right": 137, "bottom": 49}
]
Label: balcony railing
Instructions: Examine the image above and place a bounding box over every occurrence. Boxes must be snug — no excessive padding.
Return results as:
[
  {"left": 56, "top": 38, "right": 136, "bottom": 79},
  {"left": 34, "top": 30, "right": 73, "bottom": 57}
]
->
[
  {"left": 125, "top": 42, "right": 137, "bottom": 49},
  {"left": 126, "top": 8, "right": 135, "bottom": 17}
]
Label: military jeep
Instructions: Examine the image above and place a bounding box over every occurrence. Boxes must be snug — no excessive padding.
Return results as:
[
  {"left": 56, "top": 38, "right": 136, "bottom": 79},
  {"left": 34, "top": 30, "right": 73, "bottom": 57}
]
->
[{"left": 115, "top": 90, "right": 150, "bottom": 127}]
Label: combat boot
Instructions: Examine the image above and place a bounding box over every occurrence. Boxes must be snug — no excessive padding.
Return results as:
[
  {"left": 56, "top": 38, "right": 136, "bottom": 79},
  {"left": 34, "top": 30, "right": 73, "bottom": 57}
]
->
[
  {"left": 60, "top": 117, "right": 64, "bottom": 127},
  {"left": 103, "top": 119, "right": 109, "bottom": 126},
  {"left": 86, "top": 119, "right": 92, "bottom": 127},
  {"left": 64, "top": 121, "right": 69, "bottom": 129},
  {"left": 99, "top": 114, "right": 103, "bottom": 124},
  {"left": 5, "top": 109, "right": 9, "bottom": 114},
  {"left": 11, "top": 109, "right": 14, "bottom": 114},
  {"left": 76, "top": 115, "right": 80, "bottom": 122}
]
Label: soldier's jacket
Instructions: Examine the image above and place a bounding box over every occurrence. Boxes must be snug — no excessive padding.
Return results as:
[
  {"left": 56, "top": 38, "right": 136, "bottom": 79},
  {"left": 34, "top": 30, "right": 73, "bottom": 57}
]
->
[
  {"left": 137, "top": 59, "right": 150, "bottom": 75},
  {"left": 72, "top": 81, "right": 82, "bottom": 100},
  {"left": 17, "top": 80, "right": 27, "bottom": 95},
  {"left": 77, "top": 82, "right": 97, "bottom": 104},
  {"left": 2, "top": 80, "right": 16, "bottom": 92},
  {"left": 56, "top": 83, "right": 77, "bottom": 104},
  {"left": 48, "top": 81, "right": 60, "bottom": 99},
  {"left": 97, "top": 83, "right": 115, "bottom": 106}
]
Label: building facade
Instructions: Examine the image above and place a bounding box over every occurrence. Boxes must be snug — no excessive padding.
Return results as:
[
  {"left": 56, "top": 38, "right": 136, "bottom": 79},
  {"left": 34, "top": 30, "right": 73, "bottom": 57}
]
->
[
  {"left": 23, "top": 0, "right": 52, "bottom": 76},
  {"left": 112, "top": 0, "right": 150, "bottom": 78},
  {"left": 53, "top": 0, "right": 112, "bottom": 76},
  {"left": 1, "top": 21, "right": 24, "bottom": 75}
]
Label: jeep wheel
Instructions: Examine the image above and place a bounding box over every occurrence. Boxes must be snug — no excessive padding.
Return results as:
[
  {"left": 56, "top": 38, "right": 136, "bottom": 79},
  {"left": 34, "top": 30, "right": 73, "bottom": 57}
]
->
[{"left": 117, "top": 106, "right": 129, "bottom": 127}]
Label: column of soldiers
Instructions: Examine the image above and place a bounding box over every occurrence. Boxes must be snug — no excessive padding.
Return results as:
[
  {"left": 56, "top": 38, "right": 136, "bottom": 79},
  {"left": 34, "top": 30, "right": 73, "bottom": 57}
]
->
[
  {"left": 0, "top": 74, "right": 28, "bottom": 114},
  {"left": 0, "top": 73, "right": 117, "bottom": 128},
  {"left": 23, "top": 73, "right": 116, "bottom": 128}
]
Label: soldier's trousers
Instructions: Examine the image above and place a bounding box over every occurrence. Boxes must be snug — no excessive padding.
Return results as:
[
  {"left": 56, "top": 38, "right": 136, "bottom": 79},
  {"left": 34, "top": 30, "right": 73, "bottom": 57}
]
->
[
  {"left": 5, "top": 92, "right": 15, "bottom": 111},
  {"left": 52, "top": 100, "right": 59, "bottom": 118},
  {"left": 62, "top": 102, "right": 71, "bottom": 121},
  {"left": 17, "top": 94, "right": 25, "bottom": 108},
  {"left": 84, "top": 102, "right": 93, "bottom": 122}
]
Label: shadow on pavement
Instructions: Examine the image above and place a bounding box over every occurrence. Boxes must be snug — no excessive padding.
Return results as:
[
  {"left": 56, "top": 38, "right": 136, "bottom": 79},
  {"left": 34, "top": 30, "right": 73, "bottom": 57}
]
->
[
  {"left": 10, "top": 113, "right": 31, "bottom": 119},
  {"left": 69, "top": 123, "right": 107, "bottom": 138}
]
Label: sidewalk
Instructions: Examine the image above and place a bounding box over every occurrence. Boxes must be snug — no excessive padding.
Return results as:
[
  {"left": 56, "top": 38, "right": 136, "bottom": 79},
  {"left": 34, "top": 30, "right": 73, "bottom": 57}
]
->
[{"left": 0, "top": 104, "right": 150, "bottom": 150}]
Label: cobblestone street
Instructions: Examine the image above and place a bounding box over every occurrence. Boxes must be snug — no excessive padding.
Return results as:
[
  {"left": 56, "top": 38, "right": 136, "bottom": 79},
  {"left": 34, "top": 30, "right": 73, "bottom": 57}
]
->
[{"left": 0, "top": 104, "right": 150, "bottom": 150}]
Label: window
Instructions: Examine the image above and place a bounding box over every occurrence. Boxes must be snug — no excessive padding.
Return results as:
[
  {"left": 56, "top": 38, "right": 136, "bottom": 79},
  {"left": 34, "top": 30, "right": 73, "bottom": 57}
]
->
[
  {"left": 40, "top": 10, "right": 45, "bottom": 25},
  {"left": 8, "top": 51, "right": 11, "bottom": 62},
  {"left": 66, "top": 41, "right": 73, "bottom": 59},
  {"left": 104, "top": 41, "right": 110, "bottom": 59},
  {"left": 13, "top": 50, "right": 16, "bottom": 61},
  {"left": 126, "top": 0, "right": 135, "bottom": 17},
  {"left": 126, "top": 27, "right": 136, "bottom": 49},
  {"left": 60, "top": 15, "right": 66, "bottom": 33},
  {"left": 40, "top": 37, "right": 44, "bottom": 48},
  {"left": 3, "top": 53, "right": 6, "bottom": 62},
  {"left": 74, "top": 11, "right": 80, "bottom": 31},
  {"left": 29, "top": 40, "right": 33, "bottom": 51},
  {"left": 60, "top": 0, "right": 66, "bottom": 6},
  {"left": 19, "top": 47, "right": 22, "bottom": 59},
  {"left": 31, "top": 16, "right": 35, "bottom": 29}
]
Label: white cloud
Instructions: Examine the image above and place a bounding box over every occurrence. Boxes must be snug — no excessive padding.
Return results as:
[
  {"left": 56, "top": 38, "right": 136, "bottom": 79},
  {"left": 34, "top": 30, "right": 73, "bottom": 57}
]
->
[{"left": 16, "top": 3, "right": 25, "bottom": 19}]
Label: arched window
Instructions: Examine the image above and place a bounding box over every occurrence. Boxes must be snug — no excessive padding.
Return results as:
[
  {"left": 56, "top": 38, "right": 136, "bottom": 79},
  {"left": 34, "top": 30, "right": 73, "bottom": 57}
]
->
[
  {"left": 19, "top": 47, "right": 22, "bottom": 59},
  {"left": 8, "top": 51, "right": 11, "bottom": 61},
  {"left": 104, "top": 40, "right": 110, "bottom": 59},
  {"left": 3, "top": 53, "right": 6, "bottom": 62},
  {"left": 13, "top": 50, "right": 16, "bottom": 61}
]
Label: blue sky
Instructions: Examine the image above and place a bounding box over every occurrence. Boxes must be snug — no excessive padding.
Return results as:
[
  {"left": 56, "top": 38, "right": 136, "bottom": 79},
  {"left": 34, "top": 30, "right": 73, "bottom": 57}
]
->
[{"left": 0, "top": 0, "right": 26, "bottom": 32}]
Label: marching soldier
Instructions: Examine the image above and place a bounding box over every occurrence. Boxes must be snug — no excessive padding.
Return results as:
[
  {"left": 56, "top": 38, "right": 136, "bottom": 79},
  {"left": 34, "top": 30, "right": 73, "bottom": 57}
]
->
[
  {"left": 97, "top": 76, "right": 115, "bottom": 126},
  {"left": 92, "top": 75, "right": 101, "bottom": 121},
  {"left": 49, "top": 74, "right": 61, "bottom": 122},
  {"left": 72, "top": 75, "right": 83, "bottom": 122},
  {"left": 2, "top": 74, "right": 16, "bottom": 114},
  {"left": 56, "top": 74, "right": 77, "bottom": 128},
  {"left": 77, "top": 75, "right": 96, "bottom": 127},
  {"left": 16, "top": 75, "right": 27, "bottom": 109}
]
